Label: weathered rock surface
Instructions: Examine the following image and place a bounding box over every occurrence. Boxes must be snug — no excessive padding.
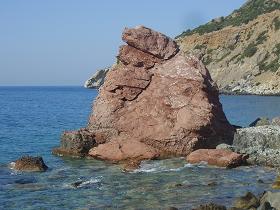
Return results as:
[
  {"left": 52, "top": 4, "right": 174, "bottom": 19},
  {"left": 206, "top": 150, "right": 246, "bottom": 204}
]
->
[
  {"left": 272, "top": 117, "right": 280, "bottom": 126},
  {"left": 57, "top": 26, "right": 234, "bottom": 163},
  {"left": 233, "top": 126, "right": 280, "bottom": 167},
  {"left": 84, "top": 68, "right": 110, "bottom": 89},
  {"left": 259, "top": 191, "right": 280, "bottom": 210},
  {"left": 122, "top": 26, "right": 179, "bottom": 59},
  {"left": 249, "top": 117, "right": 271, "bottom": 127},
  {"left": 12, "top": 156, "right": 48, "bottom": 172},
  {"left": 186, "top": 149, "right": 247, "bottom": 168},
  {"left": 52, "top": 129, "right": 97, "bottom": 157}
]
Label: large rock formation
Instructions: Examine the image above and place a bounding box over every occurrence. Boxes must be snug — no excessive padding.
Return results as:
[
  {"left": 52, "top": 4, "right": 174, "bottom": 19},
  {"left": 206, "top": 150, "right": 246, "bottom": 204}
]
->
[{"left": 54, "top": 26, "right": 234, "bottom": 164}]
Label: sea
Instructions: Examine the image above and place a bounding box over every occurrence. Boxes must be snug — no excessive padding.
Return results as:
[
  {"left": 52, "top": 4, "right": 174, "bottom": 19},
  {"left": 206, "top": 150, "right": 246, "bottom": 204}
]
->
[{"left": 0, "top": 86, "right": 280, "bottom": 210}]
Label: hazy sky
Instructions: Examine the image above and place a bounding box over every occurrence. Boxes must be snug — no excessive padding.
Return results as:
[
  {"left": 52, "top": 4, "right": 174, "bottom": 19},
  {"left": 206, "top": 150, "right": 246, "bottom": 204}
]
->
[{"left": 0, "top": 0, "right": 246, "bottom": 86}]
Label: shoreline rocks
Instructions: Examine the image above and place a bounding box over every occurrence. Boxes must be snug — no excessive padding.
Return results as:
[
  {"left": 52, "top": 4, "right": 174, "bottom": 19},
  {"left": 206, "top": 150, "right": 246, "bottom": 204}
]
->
[
  {"left": 55, "top": 25, "right": 234, "bottom": 164},
  {"left": 186, "top": 149, "right": 247, "bottom": 168},
  {"left": 233, "top": 125, "right": 280, "bottom": 167},
  {"left": 12, "top": 156, "right": 48, "bottom": 172}
]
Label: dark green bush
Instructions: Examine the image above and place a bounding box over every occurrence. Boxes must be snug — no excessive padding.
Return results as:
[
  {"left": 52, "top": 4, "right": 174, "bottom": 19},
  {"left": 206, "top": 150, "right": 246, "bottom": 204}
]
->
[
  {"left": 243, "top": 43, "right": 258, "bottom": 57},
  {"left": 273, "top": 17, "right": 280, "bottom": 31}
]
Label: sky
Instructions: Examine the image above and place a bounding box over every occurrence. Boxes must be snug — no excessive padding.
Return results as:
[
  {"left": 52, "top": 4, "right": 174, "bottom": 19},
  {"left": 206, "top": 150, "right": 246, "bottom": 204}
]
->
[{"left": 0, "top": 0, "right": 246, "bottom": 86}]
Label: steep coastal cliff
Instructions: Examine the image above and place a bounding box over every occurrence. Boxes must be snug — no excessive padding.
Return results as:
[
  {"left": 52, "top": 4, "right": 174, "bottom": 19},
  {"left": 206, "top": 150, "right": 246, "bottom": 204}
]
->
[{"left": 177, "top": 0, "right": 280, "bottom": 95}]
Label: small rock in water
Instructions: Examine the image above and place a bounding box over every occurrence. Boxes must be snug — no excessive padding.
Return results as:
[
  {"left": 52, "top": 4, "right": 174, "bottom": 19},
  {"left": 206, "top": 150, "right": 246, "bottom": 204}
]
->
[
  {"left": 249, "top": 117, "right": 270, "bottom": 127},
  {"left": 272, "top": 176, "right": 280, "bottom": 189},
  {"left": 233, "top": 192, "right": 259, "bottom": 209},
  {"left": 257, "top": 179, "right": 265, "bottom": 184},
  {"left": 207, "top": 181, "right": 218, "bottom": 187},
  {"left": 166, "top": 207, "right": 178, "bottom": 210},
  {"left": 192, "top": 203, "right": 226, "bottom": 210},
  {"left": 70, "top": 181, "right": 83, "bottom": 188},
  {"left": 186, "top": 149, "right": 247, "bottom": 168},
  {"left": 13, "top": 156, "right": 48, "bottom": 172}
]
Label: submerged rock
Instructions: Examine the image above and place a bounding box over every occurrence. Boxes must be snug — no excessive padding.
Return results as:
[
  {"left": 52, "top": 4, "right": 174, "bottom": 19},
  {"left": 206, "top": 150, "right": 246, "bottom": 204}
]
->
[
  {"left": 193, "top": 203, "right": 227, "bottom": 210},
  {"left": 13, "top": 156, "right": 48, "bottom": 172},
  {"left": 233, "top": 126, "right": 280, "bottom": 167},
  {"left": 186, "top": 149, "right": 247, "bottom": 168},
  {"left": 58, "top": 25, "right": 234, "bottom": 163},
  {"left": 232, "top": 192, "right": 259, "bottom": 209},
  {"left": 84, "top": 68, "right": 110, "bottom": 89}
]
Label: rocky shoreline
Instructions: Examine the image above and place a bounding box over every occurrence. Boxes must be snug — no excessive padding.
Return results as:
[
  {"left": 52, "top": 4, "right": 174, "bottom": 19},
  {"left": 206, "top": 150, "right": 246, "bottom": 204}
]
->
[{"left": 11, "top": 25, "right": 280, "bottom": 209}]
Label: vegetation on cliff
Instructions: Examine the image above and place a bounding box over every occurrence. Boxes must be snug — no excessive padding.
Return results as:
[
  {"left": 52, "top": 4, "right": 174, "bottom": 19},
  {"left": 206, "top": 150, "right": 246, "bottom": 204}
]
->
[{"left": 176, "top": 0, "right": 280, "bottom": 38}]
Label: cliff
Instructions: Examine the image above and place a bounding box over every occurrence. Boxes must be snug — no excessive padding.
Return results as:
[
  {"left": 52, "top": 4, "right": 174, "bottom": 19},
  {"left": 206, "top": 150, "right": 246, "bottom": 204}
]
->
[{"left": 176, "top": 0, "right": 280, "bottom": 95}]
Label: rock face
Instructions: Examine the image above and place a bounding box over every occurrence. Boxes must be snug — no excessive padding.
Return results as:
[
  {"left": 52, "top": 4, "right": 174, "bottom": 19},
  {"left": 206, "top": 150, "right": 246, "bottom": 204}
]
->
[
  {"left": 233, "top": 126, "right": 280, "bottom": 167},
  {"left": 186, "top": 149, "right": 247, "bottom": 168},
  {"left": 84, "top": 68, "right": 110, "bottom": 89},
  {"left": 232, "top": 192, "right": 260, "bottom": 209},
  {"left": 249, "top": 117, "right": 270, "bottom": 127},
  {"left": 13, "top": 156, "right": 48, "bottom": 172},
  {"left": 52, "top": 129, "right": 97, "bottom": 157},
  {"left": 56, "top": 26, "right": 234, "bottom": 163},
  {"left": 177, "top": 0, "right": 280, "bottom": 95},
  {"left": 259, "top": 191, "right": 280, "bottom": 209}
]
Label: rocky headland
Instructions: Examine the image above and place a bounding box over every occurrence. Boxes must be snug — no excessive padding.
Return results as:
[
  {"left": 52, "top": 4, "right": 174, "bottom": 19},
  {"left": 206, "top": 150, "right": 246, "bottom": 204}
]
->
[{"left": 176, "top": 0, "right": 280, "bottom": 95}]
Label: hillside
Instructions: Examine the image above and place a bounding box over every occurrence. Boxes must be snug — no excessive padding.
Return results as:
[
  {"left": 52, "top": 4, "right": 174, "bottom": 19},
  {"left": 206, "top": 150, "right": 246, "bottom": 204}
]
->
[{"left": 176, "top": 0, "right": 280, "bottom": 95}]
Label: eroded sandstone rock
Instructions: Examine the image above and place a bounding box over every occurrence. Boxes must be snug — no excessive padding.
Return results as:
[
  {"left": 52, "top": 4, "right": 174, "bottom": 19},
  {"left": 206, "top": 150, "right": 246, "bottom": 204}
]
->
[
  {"left": 57, "top": 26, "right": 234, "bottom": 163},
  {"left": 186, "top": 149, "right": 247, "bottom": 168}
]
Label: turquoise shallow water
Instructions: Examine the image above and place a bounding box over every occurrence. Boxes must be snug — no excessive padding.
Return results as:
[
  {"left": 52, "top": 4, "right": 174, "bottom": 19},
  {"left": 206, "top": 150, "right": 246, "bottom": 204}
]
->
[{"left": 0, "top": 87, "right": 280, "bottom": 209}]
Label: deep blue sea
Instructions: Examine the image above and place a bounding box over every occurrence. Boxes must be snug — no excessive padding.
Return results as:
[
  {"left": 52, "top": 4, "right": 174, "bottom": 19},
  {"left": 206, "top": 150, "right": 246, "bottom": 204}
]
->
[{"left": 0, "top": 86, "right": 280, "bottom": 210}]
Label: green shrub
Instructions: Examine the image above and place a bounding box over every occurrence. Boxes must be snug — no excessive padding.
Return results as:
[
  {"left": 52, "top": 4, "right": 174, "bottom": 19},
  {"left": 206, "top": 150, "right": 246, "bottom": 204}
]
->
[
  {"left": 256, "top": 31, "right": 268, "bottom": 45},
  {"left": 243, "top": 43, "right": 258, "bottom": 57},
  {"left": 194, "top": 44, "right": 206, "bottom": 50},
  {"left": 273, "top": 17, "right": 280, "bottom": 31}
]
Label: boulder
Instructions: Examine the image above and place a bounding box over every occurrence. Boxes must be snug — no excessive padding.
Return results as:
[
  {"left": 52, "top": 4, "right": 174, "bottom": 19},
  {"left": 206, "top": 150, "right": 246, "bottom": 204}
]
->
[
  {"left": 84, "top": 68, "right": 110, "bottom": 89},
  {"left": 52, "top": 129, "right": 97, "bottom": 157},
  {"left": 186, "top": 149, "right": 247, "bottom": 168},
  {"left": 272, "top": 176, "right": 280, "bottom": 189},
  {"left": 232, "top": 192, "right": 259, "bottom": 209},
  {"left": 59, "top": 26, "right": 234, "bottom": 163},
  {"left": 249, "top": 117, "right": 270, "bottom": 127},
  {"left": 259, "top": 191, "right": 280, "bottom": 210},
  {"left": 233, "top": 126, "right": 280, "bottom": 167},
  {"left": 122, "top": 25, "right": 179, "bottom": 59},
  {"left": 193, "top": 203, "right": 227, "bottom": 210},
  {"left": 13, "top": 156, "right": 48, "bottom": 172}
]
